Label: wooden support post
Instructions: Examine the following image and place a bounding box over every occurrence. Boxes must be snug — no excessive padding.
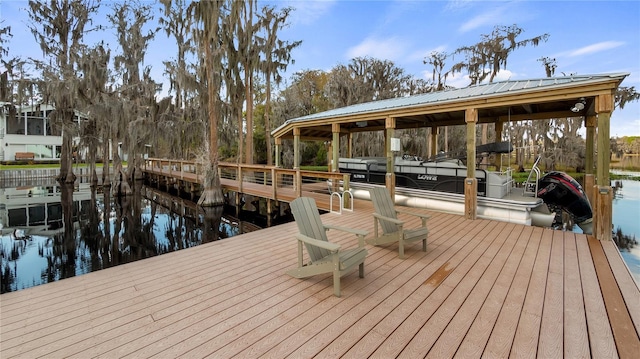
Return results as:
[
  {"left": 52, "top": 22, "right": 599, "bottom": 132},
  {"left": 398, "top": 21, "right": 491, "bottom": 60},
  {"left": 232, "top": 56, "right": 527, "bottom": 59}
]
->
[
  {"left": 235, "top": 191, "right": 240, "bottom": 216},
  {"left": 493, "top": 121, "right": 504, "bottom": 169},
  {"left": 585, "top": 115, "right": 596, "bottom": 206},
  {"left": 343, "top": 174, "right": 351, "bottom": 209},
  {"left": 271, "top": 168, "right": 277, "bottom": 199},
  {"left": 295, "top": 169, "right": 302, "bottom": 198},
  {"left": 594, "top": 186, "right": 613, "bottom": 241},
  {"left": 594, "top": 94, "right": 614, "bottom": 240},
  {"left": 325, "top": 143, "right": 331, "bottom": 171},
  {"left": 495, "top": 120, "right": 504, "bottom": 142},
  {"left": 465, "top": 108, "right": 478, "bottom": 220},
  {"left": 430, "top": 127, "right": 438, "bottom": 158},
  {"left": 237, "top": 165, "right": 243, "bottom": 193},
  {"left": 465, "top": 178, "right": 478, "bottom": 220},
  {"left": 347, "top": 133, "right": 353, "bottom": 158},
  {"left": 385, "top": 117, "right": 396, "bottom": 199},
  {"left": 332, "top": 123, "right": 340, "bottom": 172},
  {"left": 275, "top": 138, "right": 281, "bottom": 168},
  {"left": 293, "top": 128, "right": 300, "bottom": 170}
]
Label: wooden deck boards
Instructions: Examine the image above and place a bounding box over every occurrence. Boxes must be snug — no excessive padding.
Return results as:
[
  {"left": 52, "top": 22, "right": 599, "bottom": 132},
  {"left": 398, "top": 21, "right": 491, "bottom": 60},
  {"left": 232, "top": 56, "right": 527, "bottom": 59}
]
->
[{"left": 2, "top": 200, "right": 639, "bottom": 358}]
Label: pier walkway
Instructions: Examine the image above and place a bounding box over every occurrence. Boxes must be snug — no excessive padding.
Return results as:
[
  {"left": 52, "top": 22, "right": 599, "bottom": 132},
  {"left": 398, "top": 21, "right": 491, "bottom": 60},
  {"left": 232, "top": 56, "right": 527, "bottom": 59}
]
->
[
  {"left": 142, "top": 159, "right": 350, "bottom": 212},
  {"left": 1, "top": 199, "right": 639, "bottom": 358}
]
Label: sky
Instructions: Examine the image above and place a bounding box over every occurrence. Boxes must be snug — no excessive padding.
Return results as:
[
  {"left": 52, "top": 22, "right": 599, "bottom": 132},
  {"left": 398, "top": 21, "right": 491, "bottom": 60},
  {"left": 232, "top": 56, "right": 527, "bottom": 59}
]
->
[{"left": 2, "top": 0, "right": 639, "bottom": 136}]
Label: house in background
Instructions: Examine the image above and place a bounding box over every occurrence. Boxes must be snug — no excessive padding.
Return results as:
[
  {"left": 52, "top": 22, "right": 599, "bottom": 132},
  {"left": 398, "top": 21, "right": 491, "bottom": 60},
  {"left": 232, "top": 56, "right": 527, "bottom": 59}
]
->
[{"left": 0, "top": 102, "right": 87, "bottom": 162}]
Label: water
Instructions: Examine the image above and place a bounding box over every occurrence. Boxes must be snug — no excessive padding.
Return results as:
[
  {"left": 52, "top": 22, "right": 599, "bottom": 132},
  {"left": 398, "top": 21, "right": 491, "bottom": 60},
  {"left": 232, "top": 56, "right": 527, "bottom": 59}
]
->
[
  {"left": 2, "top": 177, "right": 639, "bottom": 294},
  {"left": 1, "top": 182, "right": 291, "bottom": 293},
  {"left": 612, "top": 179, "right": 640, "bottom": 283}
]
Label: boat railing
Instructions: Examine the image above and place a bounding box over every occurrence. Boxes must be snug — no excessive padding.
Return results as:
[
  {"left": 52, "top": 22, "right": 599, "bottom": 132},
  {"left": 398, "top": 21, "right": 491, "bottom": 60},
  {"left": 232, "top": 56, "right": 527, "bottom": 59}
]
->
[
  {"left": 485, "top": 167, "right": 514, "bottom": 198},
  {"left": 523, "top": 156, "right": 542, "bottom": 197}
]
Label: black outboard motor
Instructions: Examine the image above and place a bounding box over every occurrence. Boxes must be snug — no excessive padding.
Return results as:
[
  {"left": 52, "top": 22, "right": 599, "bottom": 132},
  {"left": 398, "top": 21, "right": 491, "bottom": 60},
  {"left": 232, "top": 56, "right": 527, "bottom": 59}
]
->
[{"left": 537, "top": 171, "right": 593, "bottom": 233}]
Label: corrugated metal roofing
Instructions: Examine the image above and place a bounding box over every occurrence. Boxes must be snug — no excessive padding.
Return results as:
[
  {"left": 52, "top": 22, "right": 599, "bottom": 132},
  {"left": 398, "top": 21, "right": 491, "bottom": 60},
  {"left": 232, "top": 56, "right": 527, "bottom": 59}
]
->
[{"left": 275, "top": 73, "right": 628, "bottom": 132}]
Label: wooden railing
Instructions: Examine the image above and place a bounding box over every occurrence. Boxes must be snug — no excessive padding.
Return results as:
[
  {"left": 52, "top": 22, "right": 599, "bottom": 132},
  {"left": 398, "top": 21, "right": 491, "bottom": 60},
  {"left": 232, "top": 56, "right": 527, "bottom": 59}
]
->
[{"left": 142, "top": 158, "right": 351, "bottom": 208}]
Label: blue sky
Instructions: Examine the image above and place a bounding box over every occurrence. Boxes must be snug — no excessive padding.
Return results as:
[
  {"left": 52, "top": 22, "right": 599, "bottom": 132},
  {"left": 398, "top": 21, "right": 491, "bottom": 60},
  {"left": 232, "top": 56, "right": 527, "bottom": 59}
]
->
[{"left": 2, "top": 0, "right": 639, "bottom": 136}]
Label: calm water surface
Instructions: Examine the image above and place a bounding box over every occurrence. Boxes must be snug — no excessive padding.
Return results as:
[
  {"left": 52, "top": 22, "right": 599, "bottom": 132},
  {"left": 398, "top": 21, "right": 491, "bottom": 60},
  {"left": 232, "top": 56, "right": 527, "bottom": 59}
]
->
[
  {"left": 2, "top": 177, "right": 639, "bottom": 293},
  {"left": 612, "top": 178, "right": 640, "bottom": 283}
]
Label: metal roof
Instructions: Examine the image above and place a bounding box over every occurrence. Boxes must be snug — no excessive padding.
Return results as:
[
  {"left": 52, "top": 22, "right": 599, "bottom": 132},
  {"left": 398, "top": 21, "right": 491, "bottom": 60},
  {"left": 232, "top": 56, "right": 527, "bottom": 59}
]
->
[{"left": 272, "top": 72, "right": 628, "bottom": 140}]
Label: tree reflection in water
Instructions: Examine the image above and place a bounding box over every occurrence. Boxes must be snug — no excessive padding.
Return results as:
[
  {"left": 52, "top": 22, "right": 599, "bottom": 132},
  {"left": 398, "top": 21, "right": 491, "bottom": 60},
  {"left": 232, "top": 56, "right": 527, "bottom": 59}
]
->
[{"left": 0, "top": 184, "right": 270, "bottom": 294}]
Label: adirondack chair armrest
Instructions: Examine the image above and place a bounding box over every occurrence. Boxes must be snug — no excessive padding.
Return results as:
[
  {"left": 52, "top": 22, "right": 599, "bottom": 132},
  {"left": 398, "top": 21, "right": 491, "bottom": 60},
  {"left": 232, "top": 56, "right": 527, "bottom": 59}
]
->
[
  {"left": 323, "top": 224, "right": 368, "bottom": 237},
  {"left": 395, "top": 208, "right": 431, "bottom": 219},
  {"left": 323, "top": 224, "right": 368, "bottom": 247},
  {"left": 372, "top": 212, "right": 404, "bottom": 226},
  {"left": 296, "top": 233, "right": 341, "bottom": 252},
  {"left": 395, "top": 209, "right": 431, "bottom": 226}
]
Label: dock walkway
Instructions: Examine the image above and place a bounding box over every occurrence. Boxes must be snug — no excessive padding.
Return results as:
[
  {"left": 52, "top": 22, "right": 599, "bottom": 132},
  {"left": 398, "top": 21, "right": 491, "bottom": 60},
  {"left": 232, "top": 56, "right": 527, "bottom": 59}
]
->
[{"left": 1, "top": 200, "right": 639, "bottom": 358}]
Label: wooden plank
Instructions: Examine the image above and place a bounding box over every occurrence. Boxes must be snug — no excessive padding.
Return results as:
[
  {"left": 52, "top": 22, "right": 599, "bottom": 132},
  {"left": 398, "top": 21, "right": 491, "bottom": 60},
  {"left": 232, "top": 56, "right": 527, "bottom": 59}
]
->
[
  {"left": 342, "top": 219, "right": 495, "bottom": 358},
  {"left": 576, "top": 234, "right": 618, "bottom": 358},
  {"left": 588, "top": 236, "right": 640, "bottom": 359},
  {"left": 427, "top": 223, "right": 530, "bottom": 358},
  {"left": 480, "top": 226, "right": 544, "bottom": 358},
  {"left": 601, "top": 239, "right": 640, "bottom": 335},
  {"left": 510, "top": 227, "right": 554, "bottom": 357},
  {"left": 371, "top": 221, "right": 511, "bottom": 358},
  {"left": 537, "top": 230, "right": 565, "bottom": 358},
  {"left": 397, "top": 223, "right": 518, "bottom": 357},
  {"left": 562, "top": 231, "right": 590, "bottom": 358}
]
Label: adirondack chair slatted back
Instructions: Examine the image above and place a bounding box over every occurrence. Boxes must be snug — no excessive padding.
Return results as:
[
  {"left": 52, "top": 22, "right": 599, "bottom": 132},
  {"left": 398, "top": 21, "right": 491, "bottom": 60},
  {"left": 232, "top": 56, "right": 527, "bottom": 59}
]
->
[
  {"left": 370, "top": 187, "right": 399, "bottom": 234},
  {"left": 291, "top": 197, "right": 331, "bottom": 262}
]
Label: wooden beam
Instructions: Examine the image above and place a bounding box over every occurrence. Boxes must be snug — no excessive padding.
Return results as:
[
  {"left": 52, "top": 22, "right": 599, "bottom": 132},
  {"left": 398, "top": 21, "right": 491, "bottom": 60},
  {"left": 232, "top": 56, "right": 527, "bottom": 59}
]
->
[
  {"left": 465, "top": 108, "right": 478, "bottom": 220},
  {"left": 465, "top": 108, "right": 477, "bottom": 179},
  {"left": 385, "top": 117, "right": 396, "bottom": 198},
  {"left": 332, "top": 123, "right": 340, "bottom": 172},
  {"left": 495, "top": 121, "right": 504, "bottom": 141},
  {"left": 293, "top": 127, "right": 300, "bottom": 169},
  {"left": 596, "top": 94, "right": 613, "bottom": 186},
  {"left": 430, "top": 127, "right": 438, "bottom": 158},
  {"left": 585, "top": 115, "right": 596, "bottom": 206},
  {"left": 594, "top": 93, "right": 614, "bottom": 241}
]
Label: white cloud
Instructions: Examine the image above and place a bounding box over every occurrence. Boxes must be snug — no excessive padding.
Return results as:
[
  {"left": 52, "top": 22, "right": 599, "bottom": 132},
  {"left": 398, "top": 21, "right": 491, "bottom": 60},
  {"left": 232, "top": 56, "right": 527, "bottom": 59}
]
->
[
  {"left": 445, "top": 0, "right": 474, "bottom": 12},
  {"left": 458, "top": 6, "right": 506, "bottom": 33},
  {"left": 285, "top": 0, "right": 337, "bottom": 25},
  {"left": 442, "top": 72, "right": 470, "bottom": 88},
  {"left": 567, "top": 41, "right": 625, "bottom": 57},
  {"left": 346, "top": 36, "right": 407, "bottom": 61}
]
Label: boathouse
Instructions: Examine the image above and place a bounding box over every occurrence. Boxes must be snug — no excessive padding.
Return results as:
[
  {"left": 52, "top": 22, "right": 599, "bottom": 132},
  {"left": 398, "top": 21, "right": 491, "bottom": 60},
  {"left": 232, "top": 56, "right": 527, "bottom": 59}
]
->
[{"left": 271, "top": 73, "right": 629, "bottom": 241}]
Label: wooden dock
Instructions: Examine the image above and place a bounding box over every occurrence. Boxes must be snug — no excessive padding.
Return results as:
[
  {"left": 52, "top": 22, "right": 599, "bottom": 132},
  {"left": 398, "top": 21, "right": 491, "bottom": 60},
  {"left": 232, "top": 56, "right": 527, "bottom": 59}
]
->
[
  {"left": 1, "top": 198, "right": 639, "bottom": 358},
  {"left": 142, "top": 159, "right": 352, "bottom": 212}
]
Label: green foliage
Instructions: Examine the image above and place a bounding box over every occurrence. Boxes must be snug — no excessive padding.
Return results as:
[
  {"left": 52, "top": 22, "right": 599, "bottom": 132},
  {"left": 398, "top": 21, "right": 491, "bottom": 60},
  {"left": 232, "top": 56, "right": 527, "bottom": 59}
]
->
[
  {"left": 300, "top": 142, "right": 324, "bottom": 166},
  {"left": 301, "top": 165, "right": 328, "bottom": 171}
]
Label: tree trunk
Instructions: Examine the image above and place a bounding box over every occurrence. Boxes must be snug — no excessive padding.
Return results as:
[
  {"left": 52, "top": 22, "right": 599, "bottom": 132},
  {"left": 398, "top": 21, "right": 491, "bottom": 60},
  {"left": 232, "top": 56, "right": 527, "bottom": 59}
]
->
[
  {"left": 102, "top": 133, "right": 111, "bottom": 187},
  {"left": 266, "top": 77, "right": 273, "bottom": 166},
  {"left": 197, "top": 162, "right": 224, "bottom": 206},
  {"left": 245, "top": 70, "right": 253, "bottom": 164},
  {"left": 58, "top": 125, "right": 76, "bottom": 184},
  {"left": 111, "top": 143, "right": 132, "bottom": 197}
]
